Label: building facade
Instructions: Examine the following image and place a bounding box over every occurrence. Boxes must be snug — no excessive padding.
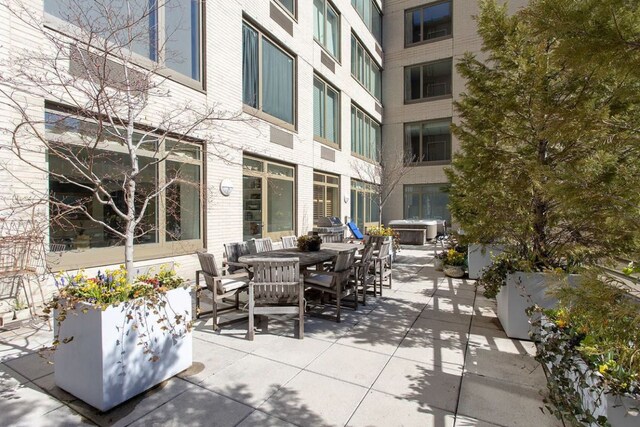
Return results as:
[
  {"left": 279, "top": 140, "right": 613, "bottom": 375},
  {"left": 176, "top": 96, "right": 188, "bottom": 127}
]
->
[{"left": 0, "top": 0, "right": 526, "bottom": 311}]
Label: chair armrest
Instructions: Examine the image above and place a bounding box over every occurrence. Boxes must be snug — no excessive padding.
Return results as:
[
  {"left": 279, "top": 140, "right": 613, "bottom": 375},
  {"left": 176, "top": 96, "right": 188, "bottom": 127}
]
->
[{"left": 225, "top": 271, "right": 250, "bottom": 280}]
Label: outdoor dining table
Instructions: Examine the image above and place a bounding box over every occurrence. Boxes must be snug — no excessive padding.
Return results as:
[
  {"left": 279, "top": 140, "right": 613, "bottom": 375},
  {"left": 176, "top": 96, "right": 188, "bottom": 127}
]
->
[{"left": 238, "top": 242, "right": 361, "bottom": 269}]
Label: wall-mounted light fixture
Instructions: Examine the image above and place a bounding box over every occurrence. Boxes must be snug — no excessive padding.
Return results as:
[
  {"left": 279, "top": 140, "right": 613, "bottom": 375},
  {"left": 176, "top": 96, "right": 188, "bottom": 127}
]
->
[{"left": 219, "top": 179, "right": 234, "bottom": 197}]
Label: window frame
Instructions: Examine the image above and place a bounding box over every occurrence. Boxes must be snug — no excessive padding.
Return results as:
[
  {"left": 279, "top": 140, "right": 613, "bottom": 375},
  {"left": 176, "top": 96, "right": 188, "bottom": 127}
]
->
[
  {"left": 350, "top": 179, "right": 380, "bottom": 232},
  {"left": 351, "top": 104, "right": 381, "bottom": 164},
  {"left": 313, "top": 171, "right": 340, "bottom": 225},
  {"left": 313, "top": 74, "right": 341, "bottom": 148},
  {"left": 351, "top": 33, "right": 382, "bottom": 101},
  {"left": 351, "top": 0, "right": 383, "bottom": 45},
  {"left": 313, "top": 0, "right": 341, "bottom": 61},
  {"left": 273, "top": 0, "right": 296, "bottom": 19},
  {"left": 404, "top": 0, "right": 453, "bottom": 48},
  {"left": 403, "top": 183, "right": 451, "bottom": 222},
  {"left": 242, "top": 20, "right": 297, "bottom": 131},
  {"left": 404, "top": 118, "right": 453, "bottom": 165},
  {"left": 404, "top": 58, "right": 453, "bottom": 103},
  {"left": 43, "top": 0, "right": 206, "bottom": 91},
  {"left": 44, "top": 109, "right": 205, "bottom": 270}
]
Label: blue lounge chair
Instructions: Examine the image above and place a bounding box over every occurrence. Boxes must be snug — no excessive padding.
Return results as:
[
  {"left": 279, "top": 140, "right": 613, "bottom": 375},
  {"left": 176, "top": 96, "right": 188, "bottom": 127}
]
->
[{"left": 347, "top": 221, "right": 364, "bottom": 240}]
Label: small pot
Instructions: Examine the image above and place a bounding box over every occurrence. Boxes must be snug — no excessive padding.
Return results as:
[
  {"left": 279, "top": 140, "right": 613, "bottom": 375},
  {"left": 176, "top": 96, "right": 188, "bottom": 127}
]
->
[
  {"left": 307, "top": 241, "right": 321, "bottom": 251},
  {"left": 443, "top": 265, "right": 465, "bottom": 278}
]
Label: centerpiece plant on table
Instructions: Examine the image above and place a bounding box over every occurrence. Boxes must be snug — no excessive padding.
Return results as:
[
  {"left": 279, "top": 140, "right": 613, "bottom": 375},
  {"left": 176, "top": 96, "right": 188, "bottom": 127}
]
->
[
  {"left": 44, "top": 265, "right": 193, "bottom": 412},
  {"left": 297, "top": 235, "right": 322, "bottom": 251}
]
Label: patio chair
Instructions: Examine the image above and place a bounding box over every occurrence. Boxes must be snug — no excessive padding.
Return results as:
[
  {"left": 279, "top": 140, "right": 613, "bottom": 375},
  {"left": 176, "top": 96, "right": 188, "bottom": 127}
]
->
[
  {"left": 281, "top": 235, "right": 298, "bottom": 249},
  {"left": 223, "top": 241, "right": 250, "bottom": 274},
  {"left": 347, "top": 221, "right": 364, "bottom": 240},
  {"left": 247, "top": 257, "right": 304, "bottom": 340},
  {"left": 352, "top": 244, "right": 376, "bottom": 305},
  {"left": 196, "top": 251, "right": 249, "bottom": 329},
  {"left": 247, "top": 237, "right": 274, "bottom": 254},
  {"left": 303, "top": 248, "right": 357, "bottom": 323},
  {"left": 370, "top": 241, "right": 392, "bottom": 295}
]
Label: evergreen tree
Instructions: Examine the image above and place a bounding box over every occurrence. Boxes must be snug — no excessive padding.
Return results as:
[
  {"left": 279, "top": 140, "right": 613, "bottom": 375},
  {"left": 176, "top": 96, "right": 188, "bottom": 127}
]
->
[{"left": 445, "top": 0, "right": 640, "bottom": 268}]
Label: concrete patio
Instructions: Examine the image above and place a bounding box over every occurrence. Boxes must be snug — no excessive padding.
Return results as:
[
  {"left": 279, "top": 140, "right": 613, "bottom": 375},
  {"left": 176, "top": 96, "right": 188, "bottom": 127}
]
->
[{"left": 0, "top": 245, "right": 562, "bottom": 426}]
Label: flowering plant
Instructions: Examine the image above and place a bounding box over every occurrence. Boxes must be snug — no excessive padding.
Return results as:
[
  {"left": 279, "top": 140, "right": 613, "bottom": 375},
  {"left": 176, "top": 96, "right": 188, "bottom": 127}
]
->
[
  {"left": 367, "top": 225, "right": 401, "bottom": 253},
  {"left": 443, "top": 249, "right": 465, "bottom": 267}
]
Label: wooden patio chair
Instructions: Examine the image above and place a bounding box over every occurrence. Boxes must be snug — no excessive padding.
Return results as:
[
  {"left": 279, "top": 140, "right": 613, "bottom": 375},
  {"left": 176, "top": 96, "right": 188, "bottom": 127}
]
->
[
  {"left": 370, "top": 241, "right": 392, "bottom": 295},
  {"left": 247, "top": 237, "right": 274, "bottom": 254},
  {"left": 196, "top": 251, "right": 249, "bottom": 329},
  {"left": 303, "top": 249, "right": 357, "bottom": 323},
  {"left": 281, "top": 235, "right": 298, "bottom": 249},
  {"left": 352, "top": 244, "right": 376, "bottom": 305},
  {"left": 223, "top": 241, "right": 251, "bottom": 274},
  {"left": 247, "top": 257, "right": 304, "bottom": 340}
]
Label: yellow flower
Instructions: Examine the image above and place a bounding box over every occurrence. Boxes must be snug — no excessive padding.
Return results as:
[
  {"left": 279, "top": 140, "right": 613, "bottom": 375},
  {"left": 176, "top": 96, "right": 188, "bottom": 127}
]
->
[
  {"left": 599, "top": 364, "right": 609, "bottom": 374},
  {"left": 556, "top": 319, "right": 567, "bottom": 328}
]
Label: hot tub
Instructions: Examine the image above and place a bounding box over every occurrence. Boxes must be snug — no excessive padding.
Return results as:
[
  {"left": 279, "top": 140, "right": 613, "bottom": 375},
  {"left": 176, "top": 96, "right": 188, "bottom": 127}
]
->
[{"left": 388, "top": 219, "right": 440, "bottom": 244}]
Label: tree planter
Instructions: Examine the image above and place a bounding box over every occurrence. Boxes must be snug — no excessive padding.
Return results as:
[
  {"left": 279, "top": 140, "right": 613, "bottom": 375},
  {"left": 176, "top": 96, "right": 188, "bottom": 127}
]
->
[
  {"left": 54, "top": 287, "right": 192, "bottom": 412},
  {"left": 443, "top": 265, "right": 465, "bottom": 278},
  {"left": 467, "top": 244, "right": 504, "bottom": 280},
  {"left": 497, "top": 272, "right": 579, "bottom": 340},
  {"left": 534, "top": 317, "right": 639, "bottom": 426}
]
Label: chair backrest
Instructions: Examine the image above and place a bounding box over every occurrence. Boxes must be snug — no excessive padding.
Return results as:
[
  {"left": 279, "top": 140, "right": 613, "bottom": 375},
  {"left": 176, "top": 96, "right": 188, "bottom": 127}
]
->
[
  {"left": 376, "top": 241, "right": 391, "bottom": 260},
  {"left": 360, "top": 245, "right": 375, "bottom": 265},
  {"left": 224, "top": 241, "right": 249, "bottom": 272},
  {"left": 281, "top": 235, "right": 298, "bottom": 249},
  {"left": 367, "top": 235, "right": 385, "bottom": 251},
  {"left": 347, "top": 221, "right": 364, "bottom": 240},
  {"left": 333, "top": 248, "right": 357, "bottom": 273},
  {"left": 248, "top": 237, "right": 274, "bottom": 254},
  {"left": 251, "top": 257, "right": 301, "bottom": 304},
  {"left": 197, "top": 251, "right": 224, "bottom": 294}
]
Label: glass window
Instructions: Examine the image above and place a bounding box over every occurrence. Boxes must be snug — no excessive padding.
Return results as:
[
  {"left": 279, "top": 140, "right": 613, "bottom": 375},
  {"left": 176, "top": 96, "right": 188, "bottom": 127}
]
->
[
  {"left": 404, "top": 59, "right": 452, "bottom": 102},
  {"left": 314, "top": 76, "right": 340, "bottom": 145},
  {"left": 405, "top": 1, "right": 452, "bottom": 45},
  {"left": 351, "top": 104, "right": 380, "bottom": 162},
  {"left": 314, "top": 0, "right": 340, "bottom": 59},
  {"left": 46, "top": 112, "right": 203, "bottom": 252},
  {"left": 313, "top": 171, "right": 340, "bottom": 223},
  {"left": 352, "top": 0, "right": 382, "bottom": 44},
  {"left": 350, "top": 180, "right": 380, "bottom": 231},
  {"left": 276, "top": 0, "right": 295, "bottom": 15},
  {"left": 44, "top": 0, "right": 202, "bottom": 82},
  {"left": 405, "top": 119, "right": 452, "bottom": 163},
  {"left": 351, "top": 34, "right": 382, "bottom": 101},
  {"left": 404, "top": 184, "right": 451, "bottom": 222},
  {"left": 242, "top": 22, "right": 295, "bottom": 125}
]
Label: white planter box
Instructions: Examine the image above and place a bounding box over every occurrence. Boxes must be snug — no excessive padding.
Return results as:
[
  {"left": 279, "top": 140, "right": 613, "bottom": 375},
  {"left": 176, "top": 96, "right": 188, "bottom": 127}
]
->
[
  {"left": 54, "top": 287, "right": 192, "bottom": 412},
  {"left": 467, "top": 244, "right": 504, "bottom": 280},
  {"left": 497, "top": 272, "right": 578, "bottom": 340}
]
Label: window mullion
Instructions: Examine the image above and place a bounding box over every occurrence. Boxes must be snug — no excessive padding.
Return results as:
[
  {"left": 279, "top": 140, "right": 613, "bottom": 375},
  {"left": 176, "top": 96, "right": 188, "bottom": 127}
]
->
[{"left": 158, "top": 139, "right": 167, "bottom": 245}]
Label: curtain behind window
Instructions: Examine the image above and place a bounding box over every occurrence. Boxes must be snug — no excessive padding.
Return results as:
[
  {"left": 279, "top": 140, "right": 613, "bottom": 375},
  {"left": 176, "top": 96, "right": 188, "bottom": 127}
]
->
[
  {"left": 326, "top": 88, "right": 338, "bottom": 143},
  {"left": 242, "top": 24, "right": 258, "bottom": 108},
  {"left": 262, "top": 39, "right": 293, "bottom": 124},
  {"left": 313, "top": 78, "right": 325, "bottom": 138}
]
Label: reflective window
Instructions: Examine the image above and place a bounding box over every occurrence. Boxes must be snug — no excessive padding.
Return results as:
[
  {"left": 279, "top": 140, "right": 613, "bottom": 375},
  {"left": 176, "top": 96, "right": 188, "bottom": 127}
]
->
[
  {"left": 405, "top": 119, "right": 452, "bottom": 163},
  {"left": 351, "top": 105, "right": 380, "bottom": 162},
  {"left": 405, "top": 1, "right": 452, "bottom": 45},
  {"left": 351, "top": 34, "right": 381, "bottom": 100},
  {"left": 313, "top": 76, "right": 340, "bottom": 146},
  {"left": 404, "top": 184, "right": 451, "bottom": 222},
  {"left": 314, "top": 0, "right": 340, "bottom": 59},
  {"left": 405, "top": 59, "right": 452, "bottom": 102}
]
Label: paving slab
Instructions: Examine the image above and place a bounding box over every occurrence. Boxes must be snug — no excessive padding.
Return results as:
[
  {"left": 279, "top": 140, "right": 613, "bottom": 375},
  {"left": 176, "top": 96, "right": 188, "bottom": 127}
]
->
[
  {"left": 236, "top": 410, "right": 298, "bottom": 427},
  {"left": 178, "top": 340, "right": 248, "bottom": 385},
  {"left": 457, "top": 373, "right": 562, "bottom": 427},
  {"left": 347, "top": 389, "right": 457, "bottom": 427},
  {"left": 465, "top": 343, "right": 547, "bottom": 389},
  {"left": 410, "top": 317, "right": 470, "bottom": 344},
  {"left": 395, "top": 331, "right": 467, "bottom": 367},
  {"left": 18, "top": 404, "right": 95, "bottom": 427},
  {"left": 5, "top": 351, "right": 54, "bottom": 381},
  {"left": 200, "top": 354, "right": 300, "bottom": 407},
  {"left": 336, "top": 322, "right": 409, "bottom": 355},
  {"left": 252, "top": 335, "right": 332, "bottom": 368},
  {"left": 455, "top": 414, "right": 501, "bottom": 427},
  {"left": 306, "top": 343, "right": 391, "bottom": 387},
  {"left": 372, "top": 357, "right": 463, "bottom": 413},
  {"left": 260, "top": 370, "right": 368, "bottom": 427},
  {"left": 128, "top": 385, "right": 253, "bottom": 427},
  {"left": 0, "top": 380, "right": 64, "bottom": 426}
]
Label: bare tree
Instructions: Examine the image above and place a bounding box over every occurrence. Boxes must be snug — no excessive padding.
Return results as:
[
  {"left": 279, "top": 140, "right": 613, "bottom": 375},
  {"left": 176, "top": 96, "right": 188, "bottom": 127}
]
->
[
  {"left": 351, "top": 150, "right": 415, "bottom": 224},
  {"left": 0, "top": 0, "right": 240, "bottom": 281}
]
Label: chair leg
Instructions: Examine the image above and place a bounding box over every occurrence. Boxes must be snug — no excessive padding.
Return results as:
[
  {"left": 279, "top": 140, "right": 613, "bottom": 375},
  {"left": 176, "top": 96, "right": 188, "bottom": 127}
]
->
[
  {"left": 235, "top": 292, "right": 240, "bottom": 309},
  {"left": 260, "top": 315, "right": 269, "bottom": 332},
  {"left": 247, "top": 287, "right": 255, "bottom": 341},
  {"left": 212, "top": 297, "right": 219, "bottom": 331},
  {"left": 336, "top": 283, "right": 341, "bottom": 323},
  {"left": 195, "top": 286, "right": 201, "bottom": 319}
]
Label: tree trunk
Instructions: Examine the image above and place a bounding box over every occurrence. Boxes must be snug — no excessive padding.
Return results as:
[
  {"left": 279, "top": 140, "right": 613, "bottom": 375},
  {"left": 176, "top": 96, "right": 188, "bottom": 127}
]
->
[{"left": 532, "top": 138, "right": 549, "bottom": 266}]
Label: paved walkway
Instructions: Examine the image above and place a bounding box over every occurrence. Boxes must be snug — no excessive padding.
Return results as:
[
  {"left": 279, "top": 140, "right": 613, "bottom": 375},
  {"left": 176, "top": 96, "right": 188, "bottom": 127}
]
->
[{"left": 0, "top": 246, "right": 562, "bottom": 426}]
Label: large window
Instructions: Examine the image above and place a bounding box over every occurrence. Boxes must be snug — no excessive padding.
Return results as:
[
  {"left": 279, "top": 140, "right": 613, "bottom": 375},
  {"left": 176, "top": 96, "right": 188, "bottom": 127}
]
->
[
  {"left": 314, "top": 172, "right": 340, "bottom": 224},
  {"left": 405, "top": 119, "right": 452, "bottom": 164},
  {"left": 243, "top": 157, "right": 296, "bottom": 241},
  {"left": 351, "top": 0, "right": 382, "bottom": 44},
  {"left": 404, "top": 184, "right": 450, "bottom": 222},
  {"left": 45, "top": 111, "right": 203, "bottom": 260},
  {"left": 313, "top": 0, "right": 340, "bottom": 60},
  {"left": 44, "top": 0, "right": 202, "bottom": 82},
  {"left": 405, "top": 1, "right": 452, "bottom": 46},
  {"left": 351, "top": 35, "right": 382, "bottom": 100},
  {"left": 405, "top": 59, "right": 452, "bottom": 102},
  {"left": 243, "top": 21, "right": 295, "bottom": 126},
  {"left": 351, "top": 180, "right": 380, "bottom": 232},
  {"left": 351, "top": 105, "right": 381, "bottom": 162},
  {"left": 314, "top": 75, "right": 340, "bottom": 146}
]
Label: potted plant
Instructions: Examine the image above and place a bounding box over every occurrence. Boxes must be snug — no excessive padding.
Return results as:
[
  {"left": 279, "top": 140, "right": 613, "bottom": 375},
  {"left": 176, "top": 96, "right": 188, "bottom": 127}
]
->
[
  {"left": 434, "top": 251, "right": 447, "bottom": 271},
  {"left": 44, "top": 265, "right": 193, "bottom": 412},
  {"left": 446, "top": 3, "right": 640, "bottom": 339},
  {"left": 531, "top": 273, "right": 639, "bottom": 426},
  {"left": 297, "top": 235, "right": 322, "bottom": 252},
  {"left": 442, "top": 249, "right": 466, "bottom": 278}
]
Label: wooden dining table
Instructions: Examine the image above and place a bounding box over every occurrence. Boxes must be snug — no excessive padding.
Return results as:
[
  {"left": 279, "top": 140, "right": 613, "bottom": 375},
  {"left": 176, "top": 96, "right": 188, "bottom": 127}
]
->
[{"left": 238, "top": 242, "right": 361, "bottom": 269}]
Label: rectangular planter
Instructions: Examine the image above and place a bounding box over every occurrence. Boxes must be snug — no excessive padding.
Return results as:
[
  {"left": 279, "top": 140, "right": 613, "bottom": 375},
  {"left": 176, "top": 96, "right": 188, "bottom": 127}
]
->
[
  {"left": 497, "top": 272, "right": 578, "bottom": 340},
  {"left": 467, "top": 244, "right": 504, "bottom": 280},
  {"left": 54, "top": 287, "right": 193, "bottom": 412}
]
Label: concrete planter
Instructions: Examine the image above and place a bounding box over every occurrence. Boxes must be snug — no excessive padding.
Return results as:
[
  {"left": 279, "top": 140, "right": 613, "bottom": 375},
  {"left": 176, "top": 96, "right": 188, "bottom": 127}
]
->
[
  {"left": 443, "top": 265, "right": 465, "bottom": 278},
  {"left": 467, "top": 244, "right": 504, "bottom": 280},
  {"left": 434, "top": 258, "right": 444, "bottom": 271},
  {"left": 54, "top": 287, "right": 193, "bottom": 412},
  {"left": 497, "top": 272, "right": 578, "bottom": 340}
]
